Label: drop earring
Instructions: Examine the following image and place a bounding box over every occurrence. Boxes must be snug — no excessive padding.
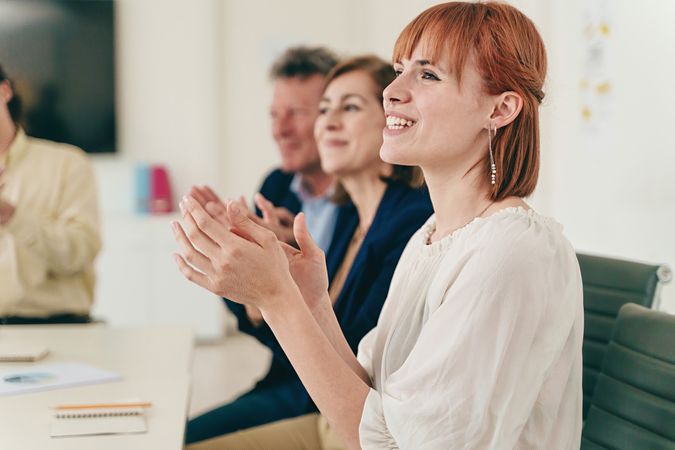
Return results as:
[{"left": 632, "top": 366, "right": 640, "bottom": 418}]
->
[{"left": 488, "top": 123, "right": 497, "bottom": 185}]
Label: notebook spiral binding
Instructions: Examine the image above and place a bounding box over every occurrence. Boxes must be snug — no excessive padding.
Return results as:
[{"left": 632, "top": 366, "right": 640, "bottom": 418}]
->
[{"left": 55, "top": 409, "right": 144, "bottom": 419}]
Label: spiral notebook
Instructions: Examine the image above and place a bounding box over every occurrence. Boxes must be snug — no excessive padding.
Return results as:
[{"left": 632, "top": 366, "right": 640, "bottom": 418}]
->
[
  {"left": 49, "top": 401, "right": 150, "bottom": 438},
  {"left": 0, "top": 342, "right": 49, "bottom": 362}
]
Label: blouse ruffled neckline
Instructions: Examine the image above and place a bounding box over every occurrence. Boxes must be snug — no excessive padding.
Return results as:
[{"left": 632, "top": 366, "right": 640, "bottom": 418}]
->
[{"left": 420, "top": 206, "right": 560, "bottom": 256}]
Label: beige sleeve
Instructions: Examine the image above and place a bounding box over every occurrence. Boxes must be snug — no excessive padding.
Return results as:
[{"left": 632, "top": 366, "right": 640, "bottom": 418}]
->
[
  {"left": 0, "top": 152, "right": 101, "bottom": 309},
  {"left": 0, "top": 228, "right": 49, "bottom": 305}
]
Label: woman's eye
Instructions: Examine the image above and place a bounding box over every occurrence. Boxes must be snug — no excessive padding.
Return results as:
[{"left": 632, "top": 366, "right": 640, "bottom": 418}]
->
[
  {"left": 422, "top": 71, "right": 440, "bottom": 81},
  {"left": 318, "top": 107, "right": 328, "bottom": 115},
  {"left": 394, "top": 69, "right": 403, "bottom": 77},
  {"left": 344, "top": 104, "right": 360, "bottom": 112}
]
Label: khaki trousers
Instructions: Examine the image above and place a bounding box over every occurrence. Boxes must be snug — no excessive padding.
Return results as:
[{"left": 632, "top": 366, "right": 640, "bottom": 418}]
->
[{"left": 186, "top": 413, "right": 346, "bottom": 450}]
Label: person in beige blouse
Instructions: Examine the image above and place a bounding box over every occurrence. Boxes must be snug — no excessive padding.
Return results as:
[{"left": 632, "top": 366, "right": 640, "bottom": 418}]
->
[
  {"left": 0, "top": 64, "right": 101, "bottom": 324},
  {"left": 173, "top": 2, "right": 584, "bottom": 449}
]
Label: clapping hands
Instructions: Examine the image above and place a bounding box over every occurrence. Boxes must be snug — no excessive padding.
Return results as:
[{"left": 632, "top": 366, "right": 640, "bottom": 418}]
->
[
  {"left": 172, "top": 195, "right": 295, "bottom": 309},
  {"left": 173, "top": 187, "right": 330, "bottom": 321},
  {"left": 189, "top": 185, "right": 296, "bottom": 246}
]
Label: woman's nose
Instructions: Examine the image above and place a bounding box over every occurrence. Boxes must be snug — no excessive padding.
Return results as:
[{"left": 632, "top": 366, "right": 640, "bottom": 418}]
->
[
  {"left": 324, "top": 111, "right": 342, "bottom": 131},
  {"left": 383, "top": 76, "right": 410, "bottom": 106}
]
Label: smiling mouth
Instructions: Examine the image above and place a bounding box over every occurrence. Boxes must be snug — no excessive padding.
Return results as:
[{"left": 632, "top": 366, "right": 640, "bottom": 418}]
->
[
  {"left": 386, "top": 115, "right": 416, "bottom": 130},
  {"left": 324, "top": 138, "right": 348, "bottom": 147}
]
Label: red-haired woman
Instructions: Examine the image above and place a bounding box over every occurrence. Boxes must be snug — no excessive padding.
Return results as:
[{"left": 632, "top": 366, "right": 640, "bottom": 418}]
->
[{"left": 175, "top": 2, "right": 583, "bottom": 449}]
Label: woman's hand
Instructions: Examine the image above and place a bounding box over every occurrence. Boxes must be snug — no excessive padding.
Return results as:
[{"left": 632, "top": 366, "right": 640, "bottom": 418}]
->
[
  {"left": 188, "top": 185, "right": 245, "bottom": 227},
  {"left": 280, "top": 213, "right": 331, "bottom": 312},
  {"left": 189, "top": 185, "right": 225, "bottom": 210},
  {"left": 172, "top": 196, "right": 299, "bottom": 310}
]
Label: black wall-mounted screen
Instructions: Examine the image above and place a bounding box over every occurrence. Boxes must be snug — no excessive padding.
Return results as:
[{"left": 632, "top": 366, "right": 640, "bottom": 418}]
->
[{"left": 0, "top": 0, "right": 116, "bottom": 153}]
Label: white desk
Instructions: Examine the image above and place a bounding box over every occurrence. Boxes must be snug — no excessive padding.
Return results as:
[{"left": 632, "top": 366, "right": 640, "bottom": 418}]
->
[{"left": 0, "top": 324, "right": 193, "bottom": 450}]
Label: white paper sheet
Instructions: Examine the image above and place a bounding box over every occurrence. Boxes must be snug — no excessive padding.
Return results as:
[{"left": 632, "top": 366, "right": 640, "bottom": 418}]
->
[{"left": 0, "top": 362, "right": 121, "bottom": 396}]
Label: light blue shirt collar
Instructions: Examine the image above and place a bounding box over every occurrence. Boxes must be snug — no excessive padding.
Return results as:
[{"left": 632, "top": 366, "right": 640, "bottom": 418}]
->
[{"left": 289, "top": 174, "right": 338, "bottom": 252}]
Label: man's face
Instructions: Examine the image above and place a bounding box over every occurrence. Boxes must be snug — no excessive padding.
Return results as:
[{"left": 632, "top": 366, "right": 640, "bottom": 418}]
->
[{"left": 270, "top": 75, "right": 325, "bottom": 174}]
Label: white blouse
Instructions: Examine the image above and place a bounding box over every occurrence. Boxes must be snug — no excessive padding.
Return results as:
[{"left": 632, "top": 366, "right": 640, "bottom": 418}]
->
[{"left": 357, "top": 207, "right": 583, "bottom": 449}]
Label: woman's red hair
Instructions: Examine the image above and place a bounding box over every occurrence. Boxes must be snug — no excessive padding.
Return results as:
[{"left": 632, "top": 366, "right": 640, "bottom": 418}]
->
[{"left": 393, "top": 2, "right": 546, "bottom": 200}]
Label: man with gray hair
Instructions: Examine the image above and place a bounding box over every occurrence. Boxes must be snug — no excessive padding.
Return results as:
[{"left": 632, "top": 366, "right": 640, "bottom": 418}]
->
[{"left": 186, "top": 46, "right": 343, "bottom": 443}]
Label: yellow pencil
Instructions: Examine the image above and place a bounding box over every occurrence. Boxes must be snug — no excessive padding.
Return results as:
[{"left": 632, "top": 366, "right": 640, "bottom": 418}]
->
[{"left": 52, "top": 402, "right": 152, "bottom": 410}]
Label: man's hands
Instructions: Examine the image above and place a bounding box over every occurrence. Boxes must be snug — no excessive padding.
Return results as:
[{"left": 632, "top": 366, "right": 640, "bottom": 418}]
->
[
  {"left": 0, "top": 167, "right": 15, "bottom": 226},
  {"left": 253, "top": 193, "right": 296, "bottom": 247}
]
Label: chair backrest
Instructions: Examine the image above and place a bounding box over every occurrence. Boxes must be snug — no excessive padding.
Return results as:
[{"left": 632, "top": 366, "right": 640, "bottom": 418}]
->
[
  {"left": 578, "top": 253, "right": 672, "bottom": 418},
  {"left": 581, "top": 303, "right": 675, "bottom": 449}
]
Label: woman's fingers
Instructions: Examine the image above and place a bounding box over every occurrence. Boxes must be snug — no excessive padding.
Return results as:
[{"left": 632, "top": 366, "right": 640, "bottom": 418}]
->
[
  {"left": 189, "top": 186, "right": 209, "bottom": 207},
  {"left": 205, "top": 201, "right": 226, "bottom": 216},
  {"left": 293, "top": 213, "right": 322, "bottom": 258},
  {"left": 202, "top": 185, "right": 222, "bottom": 204},
  {"left": 279, "top": 241, "right": 301, "bottom": 259},
  {"left": 173, "top": 253, "right": 212, "bottom": 290},
  {"left": 172, "top": 221, "right": 212, "bottom": 273},
  {"left": 180, "top": 206, "right": 222, "bottom": 258},
  {"left": 247, "top": 213, "right": 265, "bottom": 226},
  {"left": 235, "top": 197, "right": 265, "bottom": 226},
  {"left": 181, "top": 196, "right": 232, "bottom": 248},
  {"left": 205, "top": 201, "right": 229, "bottom": 226},
  {"left": 226, "top": 201, "right": 277, "bottom": 248}
]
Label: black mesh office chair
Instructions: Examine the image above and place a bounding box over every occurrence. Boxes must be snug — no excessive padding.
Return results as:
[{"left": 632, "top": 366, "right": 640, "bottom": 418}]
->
[
  {"left": 577, "top": 253, "right": 671, "bottom": 418},
  {"left": 581, "top": 303, "right": 675, "bottom": 449}
]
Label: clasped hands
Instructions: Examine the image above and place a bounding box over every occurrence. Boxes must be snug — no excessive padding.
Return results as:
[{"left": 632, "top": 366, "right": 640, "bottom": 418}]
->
[{"left": 172, "top": 186, "right": 330, "bottom": 320}]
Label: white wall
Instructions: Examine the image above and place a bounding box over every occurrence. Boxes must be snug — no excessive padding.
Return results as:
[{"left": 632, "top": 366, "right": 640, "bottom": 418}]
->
[
  {"left": 544, "top": 0, "right": 675, "bottom": 311},
  {"left": 91, "top": 0, "right": 229, "bottom": 338},
  {"left": 115, "top": 0, "right": 222, "bottom": 196},
  {"left": 93, "top": 0, "right": 225, "bottom": 215},
  {"left": 217, "top": 0, "right": 372, "bottom": 199}
]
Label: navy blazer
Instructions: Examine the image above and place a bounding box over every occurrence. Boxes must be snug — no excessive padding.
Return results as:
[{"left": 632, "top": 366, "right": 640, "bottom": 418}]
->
[
  {"left": 253, "top": 168, "right": 301, "bottom": 217},
  {"left": 326, "top": 181, "right": 433, "bottom": 355},
  {"left": 226, "top": 175, "right": 433, "bottom": 414}
]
